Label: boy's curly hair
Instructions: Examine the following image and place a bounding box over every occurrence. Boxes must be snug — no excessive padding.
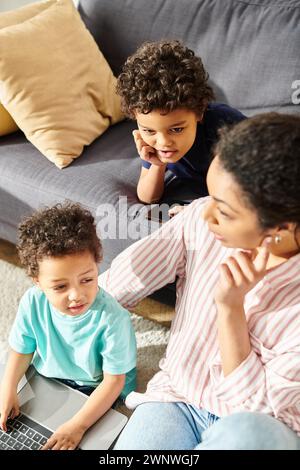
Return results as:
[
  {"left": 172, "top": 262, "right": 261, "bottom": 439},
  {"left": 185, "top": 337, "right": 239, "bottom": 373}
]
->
[
  {"left": 17, "top": 202, "right": 102, "bottom": 277},
  {"left": 117, "top": 40, "right": 215, "bottom": 118}
]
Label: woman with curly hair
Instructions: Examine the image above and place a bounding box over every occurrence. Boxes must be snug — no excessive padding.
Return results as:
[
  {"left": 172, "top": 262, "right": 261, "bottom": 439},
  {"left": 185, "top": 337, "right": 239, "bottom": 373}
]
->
[
  {"left": 117, "top": 40, "right": 245, "bottom": 208},
  {"left": 100, "top": 113, "right": 300, "bottom": 449}
]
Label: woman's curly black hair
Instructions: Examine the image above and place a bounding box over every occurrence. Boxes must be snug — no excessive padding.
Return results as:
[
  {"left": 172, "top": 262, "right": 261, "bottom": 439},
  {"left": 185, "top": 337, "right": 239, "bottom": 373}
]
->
[
  {"left": 117, "top": 40, "right": 215, "bottom": 118},
  {"left": 215, "top": 113, "right": 300, "bottom": 232},
  {"left": 17, "top": 202, "right": 102, "bottom": 277}
]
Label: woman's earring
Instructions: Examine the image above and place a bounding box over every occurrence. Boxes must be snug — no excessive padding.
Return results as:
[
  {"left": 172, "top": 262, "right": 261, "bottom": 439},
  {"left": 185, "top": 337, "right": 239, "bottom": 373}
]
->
[{"left": 274, "top": 234, "right": 282, "bottom": 244}]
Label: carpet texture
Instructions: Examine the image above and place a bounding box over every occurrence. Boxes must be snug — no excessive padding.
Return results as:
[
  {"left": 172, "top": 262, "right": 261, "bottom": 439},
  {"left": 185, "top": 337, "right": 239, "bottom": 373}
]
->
[{"left": 0, "top": 259, "right": 170, "bottom": 415}]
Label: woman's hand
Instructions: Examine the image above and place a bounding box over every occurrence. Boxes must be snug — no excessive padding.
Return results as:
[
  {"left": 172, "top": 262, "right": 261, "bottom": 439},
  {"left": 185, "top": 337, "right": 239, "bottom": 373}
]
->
[
  {"left": 0, "top": 385, "right": 19, "bottom": 432},
  {"left": 215, "top": 243, "right": 270, "bottom": 310},
  {"left": 133, "top": 130, "right": 166, "bottom": 167},
  {"left": 41, "top": 418, "right": 86, "bottom": 450}
]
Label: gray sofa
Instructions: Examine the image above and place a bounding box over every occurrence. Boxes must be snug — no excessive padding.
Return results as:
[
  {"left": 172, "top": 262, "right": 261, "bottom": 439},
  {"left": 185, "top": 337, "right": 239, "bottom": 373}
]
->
[{"left": 0, "top": 0, "right": 299, "bottom": 303}]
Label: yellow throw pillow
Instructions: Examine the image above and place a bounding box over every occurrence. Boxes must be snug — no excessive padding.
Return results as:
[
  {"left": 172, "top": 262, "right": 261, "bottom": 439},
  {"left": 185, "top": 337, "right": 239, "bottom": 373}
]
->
[
  {"left": 0, "top": 0, "right": 52, "bottom": 137},
  {"left": 0, "top": 0, "right": 124, "bottom": 168},
  {"left": 0, "top": 0, "right": 56, "bottom": 28},
  {"left": 0, "top": 104, "right": 18, "bottom": 136}
]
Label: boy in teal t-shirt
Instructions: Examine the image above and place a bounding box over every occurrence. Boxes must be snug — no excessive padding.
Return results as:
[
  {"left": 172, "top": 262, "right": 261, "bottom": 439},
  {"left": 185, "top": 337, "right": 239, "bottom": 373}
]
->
[{"left": 0, "top": 203, "right": 136, "bottom": 450}]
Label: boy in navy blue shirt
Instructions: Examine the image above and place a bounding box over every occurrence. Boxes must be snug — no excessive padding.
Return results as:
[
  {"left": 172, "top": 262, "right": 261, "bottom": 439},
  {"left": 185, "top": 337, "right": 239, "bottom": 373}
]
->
[{"left": 117, "top": 40, "right": 245, "bottom": 210}]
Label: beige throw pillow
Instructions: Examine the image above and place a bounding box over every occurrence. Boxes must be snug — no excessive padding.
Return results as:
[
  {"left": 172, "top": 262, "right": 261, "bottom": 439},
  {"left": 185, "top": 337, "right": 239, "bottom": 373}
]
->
[
  {"left": 0, "top": 1, "right": 55, "bottom": 138},
  {"left": 0, "top": 0, "right": 56, "bottom": 29},
  {"left": 0, "top": 0, "right": 124, "bottom": 168}
]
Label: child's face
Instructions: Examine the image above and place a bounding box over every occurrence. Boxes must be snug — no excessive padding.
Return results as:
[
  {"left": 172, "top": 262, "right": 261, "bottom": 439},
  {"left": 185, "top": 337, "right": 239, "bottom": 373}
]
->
[
  {"left": 34, "top": 250, "right": 99, "bottom": 316},
  {"left": 136, "top": 108, "right": 200, "bottom": 164}
]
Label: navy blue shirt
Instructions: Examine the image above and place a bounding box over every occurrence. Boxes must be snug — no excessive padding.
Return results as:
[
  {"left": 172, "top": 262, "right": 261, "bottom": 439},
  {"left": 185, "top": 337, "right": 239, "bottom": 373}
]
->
[{"left": 142, "top": 103, "right": 246, "bottom": 196}]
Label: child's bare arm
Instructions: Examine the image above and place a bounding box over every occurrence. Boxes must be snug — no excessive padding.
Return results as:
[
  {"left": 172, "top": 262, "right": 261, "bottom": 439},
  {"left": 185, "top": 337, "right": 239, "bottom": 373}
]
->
[
  {"left": 42, "top": 372, "right": 125, "bottom": 450},
  {"left": 137, "top": 165, "right": 167, "bottom": 203},
  {"left": 0, "top": 349, "right": 33, "bottom": 431},
  {"left": 133, "top": 130, "right": 167, "bottom": 203}
]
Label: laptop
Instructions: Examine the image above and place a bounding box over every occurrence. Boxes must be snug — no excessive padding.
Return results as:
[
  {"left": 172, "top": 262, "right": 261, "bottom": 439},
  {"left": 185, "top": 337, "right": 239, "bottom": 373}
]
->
[{"left": 0, "top": 363, "right": 128, "bottom": 450}]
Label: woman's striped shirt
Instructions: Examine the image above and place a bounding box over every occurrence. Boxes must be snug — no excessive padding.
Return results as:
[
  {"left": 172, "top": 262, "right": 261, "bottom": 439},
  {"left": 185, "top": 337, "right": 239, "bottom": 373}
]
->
[{"left": 99, "top": 198, "right": 300, "bottom": 435}]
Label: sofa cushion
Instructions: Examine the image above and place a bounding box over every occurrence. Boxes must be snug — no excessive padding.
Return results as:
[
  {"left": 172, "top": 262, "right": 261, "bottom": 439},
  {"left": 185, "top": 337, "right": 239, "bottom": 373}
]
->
[
  {"left": 78, "top": 0, "right": 300, "bottom": 116},
  {"left": 0, "top": 0, "right": 124, "bottom": 169},
  {"left": 0, "top": 121, "right": 159, "bottom": 268}
]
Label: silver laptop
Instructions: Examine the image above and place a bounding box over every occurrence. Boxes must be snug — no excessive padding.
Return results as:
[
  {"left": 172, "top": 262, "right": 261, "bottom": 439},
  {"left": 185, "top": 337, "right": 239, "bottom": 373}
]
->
[{"left": 0, "top": 363, "right": 127, "bottom": 450}]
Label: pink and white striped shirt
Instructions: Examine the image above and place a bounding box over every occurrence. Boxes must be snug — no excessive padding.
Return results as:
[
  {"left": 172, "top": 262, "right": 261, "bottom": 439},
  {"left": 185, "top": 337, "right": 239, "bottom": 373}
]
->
[{"left": 99, "top": 198, "right": 300, "bottom": 435}]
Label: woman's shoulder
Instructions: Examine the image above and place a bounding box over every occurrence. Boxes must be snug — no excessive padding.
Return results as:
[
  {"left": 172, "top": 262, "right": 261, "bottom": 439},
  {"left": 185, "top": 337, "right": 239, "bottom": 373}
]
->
[
  {"left": 182, "top": 197, "right": 235, "bottom": 255},
  {"left": 182, "top": 196, "right": 212, "bottom": 233}
]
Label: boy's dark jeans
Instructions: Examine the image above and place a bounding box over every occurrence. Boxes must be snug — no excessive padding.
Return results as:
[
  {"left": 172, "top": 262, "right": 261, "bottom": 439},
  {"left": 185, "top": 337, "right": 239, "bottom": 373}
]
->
[
  {"left": 56, "top": 378, "right": 124, "bottom": 408},
  {"left": 57, "top": 378, "right": 95, "bottom": 396}
]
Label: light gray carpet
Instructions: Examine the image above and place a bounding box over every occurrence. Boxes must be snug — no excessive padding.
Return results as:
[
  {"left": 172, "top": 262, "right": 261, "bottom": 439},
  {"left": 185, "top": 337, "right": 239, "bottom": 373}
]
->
[{"left": 0, "top": 259, "right": 169, "bottom": 407}]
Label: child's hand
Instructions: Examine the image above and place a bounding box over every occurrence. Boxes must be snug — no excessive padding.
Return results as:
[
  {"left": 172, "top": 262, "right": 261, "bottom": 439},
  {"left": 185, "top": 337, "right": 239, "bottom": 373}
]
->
[
  {"left": 168, "top": 205, "right": 185, "bottom": 218},
  {"left": 133, "top": 130, "right": 166, "bottom": 167},
  {"left": 41, "top": 418, "right": 85, "bottom": 450},
  {"left": 0, "top": 385, "right": 19, "bottom": 432},
  {"left": 214, "top": 240, "right": 271, "bottom": 310}
]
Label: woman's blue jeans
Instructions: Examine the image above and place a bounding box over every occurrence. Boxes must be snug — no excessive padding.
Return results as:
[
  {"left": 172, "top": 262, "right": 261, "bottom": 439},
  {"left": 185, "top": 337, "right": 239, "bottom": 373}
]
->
[{"left": 114, "top": 402, "right": 300, "bottom": 450}]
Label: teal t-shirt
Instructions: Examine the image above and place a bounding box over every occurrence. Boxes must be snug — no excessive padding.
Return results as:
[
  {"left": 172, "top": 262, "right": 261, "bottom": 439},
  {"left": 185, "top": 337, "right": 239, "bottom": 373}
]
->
[{"left": 9, "top": 287, "right": 136, "bottom": 398}]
